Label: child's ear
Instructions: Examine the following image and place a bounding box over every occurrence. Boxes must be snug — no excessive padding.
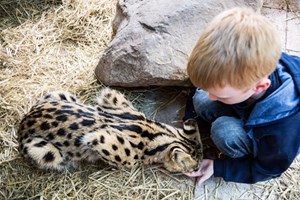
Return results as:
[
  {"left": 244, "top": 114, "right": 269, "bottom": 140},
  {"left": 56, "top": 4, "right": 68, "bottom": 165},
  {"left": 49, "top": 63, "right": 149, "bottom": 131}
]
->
[{"left": 254, "top": 78, "right": 271, "bottom": 93}]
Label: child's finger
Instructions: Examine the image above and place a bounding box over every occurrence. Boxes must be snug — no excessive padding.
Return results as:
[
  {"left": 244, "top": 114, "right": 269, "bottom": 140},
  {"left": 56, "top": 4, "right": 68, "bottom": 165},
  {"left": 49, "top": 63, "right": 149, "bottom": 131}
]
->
[
  {"left": 197, "top": 173, "right": 211, "bottom": 186},
  {"left": 183, "top": 169, "right": 203, "bottom": 177},
  {"left": 197, "top": 176, "right": 205, "bottom": 187}
]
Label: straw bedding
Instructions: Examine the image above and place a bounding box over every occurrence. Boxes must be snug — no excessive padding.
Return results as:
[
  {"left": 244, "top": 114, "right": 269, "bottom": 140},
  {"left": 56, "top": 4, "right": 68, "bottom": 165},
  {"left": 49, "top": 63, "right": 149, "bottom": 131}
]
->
[{"left": 0, "top": 0, "right": 299, "bottom": 199}]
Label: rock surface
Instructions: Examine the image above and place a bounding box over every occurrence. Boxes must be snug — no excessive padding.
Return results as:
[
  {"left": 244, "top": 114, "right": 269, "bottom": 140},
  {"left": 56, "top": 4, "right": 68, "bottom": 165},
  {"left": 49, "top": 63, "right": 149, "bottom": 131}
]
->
[{"left": 95, "top": 0, "right": 263, "bottom": 87}]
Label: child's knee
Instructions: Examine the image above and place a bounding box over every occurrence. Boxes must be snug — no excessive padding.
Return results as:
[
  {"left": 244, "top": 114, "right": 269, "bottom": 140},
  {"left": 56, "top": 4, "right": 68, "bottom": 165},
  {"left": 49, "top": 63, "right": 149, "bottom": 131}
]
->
[
  {"left": 210, "top": 116, "right": 249, "bottom": 158},
  {"left": 192, "top": 89, "right": 213, "bottom": 120},
  {"left": 192, "top": 89, "right": 209, "bottom": 112}
]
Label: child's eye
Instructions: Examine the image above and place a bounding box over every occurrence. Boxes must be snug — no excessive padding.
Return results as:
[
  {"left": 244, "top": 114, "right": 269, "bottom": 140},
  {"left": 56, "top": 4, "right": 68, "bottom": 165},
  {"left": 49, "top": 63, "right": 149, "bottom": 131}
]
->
[{"left": 219, "top": 97, "right": 230, "bottom": 100}]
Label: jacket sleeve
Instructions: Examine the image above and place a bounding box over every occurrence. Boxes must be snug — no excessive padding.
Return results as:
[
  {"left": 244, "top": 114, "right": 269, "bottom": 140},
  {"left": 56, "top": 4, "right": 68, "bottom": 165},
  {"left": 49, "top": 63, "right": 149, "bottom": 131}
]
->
[{"left": 213, "top": 115, "right": 300, "bottom": 183}]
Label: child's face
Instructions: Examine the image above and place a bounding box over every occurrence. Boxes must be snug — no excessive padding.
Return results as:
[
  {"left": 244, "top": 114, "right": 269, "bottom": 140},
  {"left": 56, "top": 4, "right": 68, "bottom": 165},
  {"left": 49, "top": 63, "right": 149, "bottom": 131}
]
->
[{"left": 205, "top": 85, "right": 255, "bottom": 105}]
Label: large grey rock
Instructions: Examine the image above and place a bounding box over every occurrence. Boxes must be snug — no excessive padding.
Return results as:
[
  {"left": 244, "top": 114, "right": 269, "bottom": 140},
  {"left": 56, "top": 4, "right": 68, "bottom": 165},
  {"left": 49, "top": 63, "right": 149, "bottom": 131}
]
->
[
  {"left": 95, "top": 0, "right": 263, "bottom": 87},
  {"left": 263, "top": 0, "right": 300, "bottom": 11}
]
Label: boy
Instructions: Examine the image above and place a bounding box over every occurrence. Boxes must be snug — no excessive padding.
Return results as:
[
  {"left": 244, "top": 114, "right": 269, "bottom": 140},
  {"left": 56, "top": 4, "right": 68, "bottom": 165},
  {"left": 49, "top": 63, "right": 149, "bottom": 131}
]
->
[{"left": 184, "top": 7, "right": 300, "bottom": 185}]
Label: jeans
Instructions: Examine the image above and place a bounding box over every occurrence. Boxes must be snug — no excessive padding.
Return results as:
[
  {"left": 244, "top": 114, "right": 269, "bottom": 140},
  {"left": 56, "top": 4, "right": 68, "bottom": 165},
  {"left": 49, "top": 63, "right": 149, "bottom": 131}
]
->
[{"left": 193, "top": 89, "right": 252, "bottom": 158}]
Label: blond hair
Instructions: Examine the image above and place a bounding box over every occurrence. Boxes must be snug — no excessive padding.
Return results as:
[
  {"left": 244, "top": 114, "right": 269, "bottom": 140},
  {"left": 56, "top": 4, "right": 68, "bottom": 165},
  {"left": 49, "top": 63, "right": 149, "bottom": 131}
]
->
[{"left": 187, "top": 7, "right": 281, "bottom": 90}]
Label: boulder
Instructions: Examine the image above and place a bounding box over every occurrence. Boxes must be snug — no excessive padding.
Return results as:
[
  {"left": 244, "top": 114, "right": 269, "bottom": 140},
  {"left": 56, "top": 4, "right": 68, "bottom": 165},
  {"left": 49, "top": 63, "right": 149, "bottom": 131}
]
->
[{"left": 95, "top": 0, "right": 263, "bottom": 87}]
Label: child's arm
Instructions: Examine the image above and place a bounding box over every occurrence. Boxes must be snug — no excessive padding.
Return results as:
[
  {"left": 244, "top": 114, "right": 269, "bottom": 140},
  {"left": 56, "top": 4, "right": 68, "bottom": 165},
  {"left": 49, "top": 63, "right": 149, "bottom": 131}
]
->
[{"left": 214, "top": 118, "right": 300, "bottom": 183}]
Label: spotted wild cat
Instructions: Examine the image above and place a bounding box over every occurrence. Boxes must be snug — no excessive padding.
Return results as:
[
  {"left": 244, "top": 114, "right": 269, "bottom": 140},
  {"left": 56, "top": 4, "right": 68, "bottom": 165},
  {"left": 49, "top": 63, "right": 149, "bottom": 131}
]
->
[{"left": 17, "top": 88, "right": 203, "bottom": 172}]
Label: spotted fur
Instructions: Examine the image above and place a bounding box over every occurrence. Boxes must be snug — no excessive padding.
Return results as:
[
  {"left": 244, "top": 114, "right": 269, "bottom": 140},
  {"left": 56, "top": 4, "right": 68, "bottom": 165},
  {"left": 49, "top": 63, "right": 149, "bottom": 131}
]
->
[{"left": 17, "top": 88, "right": 203, "bottom": 173}]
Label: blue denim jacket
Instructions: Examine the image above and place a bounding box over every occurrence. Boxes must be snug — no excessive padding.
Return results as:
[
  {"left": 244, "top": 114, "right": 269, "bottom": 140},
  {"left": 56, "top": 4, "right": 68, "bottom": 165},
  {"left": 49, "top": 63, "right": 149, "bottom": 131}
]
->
[{"left": 214, "top": 53, "right": 300, "bottom": 183}]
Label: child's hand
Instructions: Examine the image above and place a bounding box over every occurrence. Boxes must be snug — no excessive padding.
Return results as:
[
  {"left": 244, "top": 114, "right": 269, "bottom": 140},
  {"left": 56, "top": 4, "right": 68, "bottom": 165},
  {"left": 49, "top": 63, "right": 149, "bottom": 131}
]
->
[{"left": 184, "top": 159, "right": 214, "bottom": 186}]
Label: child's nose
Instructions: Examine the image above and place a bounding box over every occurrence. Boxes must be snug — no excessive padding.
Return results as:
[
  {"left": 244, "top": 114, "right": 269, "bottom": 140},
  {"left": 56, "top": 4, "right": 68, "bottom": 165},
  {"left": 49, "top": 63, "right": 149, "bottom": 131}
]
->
[{"left": 208, "top": 94, "right": 218, "bottom": 101}]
